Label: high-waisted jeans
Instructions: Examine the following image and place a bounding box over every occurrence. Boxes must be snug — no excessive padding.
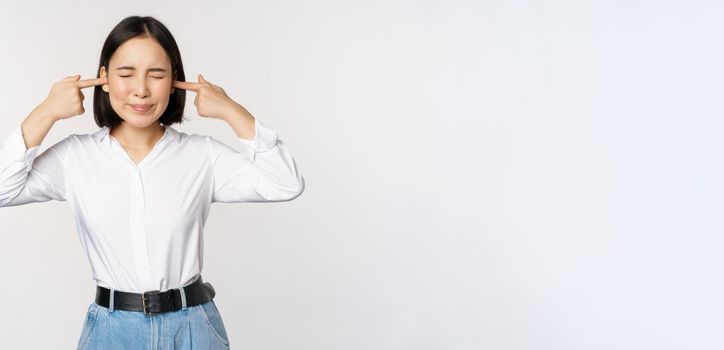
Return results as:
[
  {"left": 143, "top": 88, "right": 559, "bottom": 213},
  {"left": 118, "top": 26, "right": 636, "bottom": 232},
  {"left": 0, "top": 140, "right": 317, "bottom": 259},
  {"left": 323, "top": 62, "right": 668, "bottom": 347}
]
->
[{"left": 76, "top": 299, "right": 230, "bottom": 349}]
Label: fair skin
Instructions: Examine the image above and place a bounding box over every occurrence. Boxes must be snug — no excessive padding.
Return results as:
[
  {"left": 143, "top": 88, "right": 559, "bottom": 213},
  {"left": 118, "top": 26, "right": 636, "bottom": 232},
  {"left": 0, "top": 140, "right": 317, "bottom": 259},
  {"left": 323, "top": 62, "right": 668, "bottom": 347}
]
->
[{"left": 21, "top": 35, "right": 256, "bottom": 165}]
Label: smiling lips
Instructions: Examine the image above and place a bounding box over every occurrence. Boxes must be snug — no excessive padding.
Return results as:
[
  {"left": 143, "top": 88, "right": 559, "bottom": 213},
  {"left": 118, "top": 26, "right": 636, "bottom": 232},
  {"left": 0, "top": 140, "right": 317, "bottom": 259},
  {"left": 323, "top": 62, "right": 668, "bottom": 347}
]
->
[{"left": 130, "top": 104, "right": 153, "bottom": 113}]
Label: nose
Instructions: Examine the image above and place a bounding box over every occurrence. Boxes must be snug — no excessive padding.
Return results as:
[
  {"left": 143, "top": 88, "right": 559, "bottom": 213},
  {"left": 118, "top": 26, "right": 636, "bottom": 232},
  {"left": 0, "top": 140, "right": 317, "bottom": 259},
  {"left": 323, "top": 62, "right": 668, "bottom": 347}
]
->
[{"left": 133, "top": 77, "right": 150, "bottom": 98}]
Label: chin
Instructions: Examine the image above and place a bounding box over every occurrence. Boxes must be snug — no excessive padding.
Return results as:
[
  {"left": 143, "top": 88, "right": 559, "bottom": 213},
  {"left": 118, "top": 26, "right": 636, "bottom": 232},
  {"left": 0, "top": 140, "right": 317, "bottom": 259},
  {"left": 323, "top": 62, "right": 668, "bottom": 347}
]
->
[{"left": 118, "top": 115, "right": 162, "bottom": 128}]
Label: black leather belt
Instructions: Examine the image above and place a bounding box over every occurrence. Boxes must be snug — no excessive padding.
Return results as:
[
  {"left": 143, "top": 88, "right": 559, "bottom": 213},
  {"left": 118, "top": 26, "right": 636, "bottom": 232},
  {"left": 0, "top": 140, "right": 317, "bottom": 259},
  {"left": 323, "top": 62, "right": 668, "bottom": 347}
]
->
[{"left": 95, "top": 275, "right": 216, "bottom": 316}]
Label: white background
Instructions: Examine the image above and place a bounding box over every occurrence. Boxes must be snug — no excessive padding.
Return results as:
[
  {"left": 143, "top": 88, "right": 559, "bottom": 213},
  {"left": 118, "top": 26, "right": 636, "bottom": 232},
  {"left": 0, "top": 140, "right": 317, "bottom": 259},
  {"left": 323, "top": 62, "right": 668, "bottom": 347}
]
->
[{"left": 1, "top": 0, "right": 723, "bottom": 349}]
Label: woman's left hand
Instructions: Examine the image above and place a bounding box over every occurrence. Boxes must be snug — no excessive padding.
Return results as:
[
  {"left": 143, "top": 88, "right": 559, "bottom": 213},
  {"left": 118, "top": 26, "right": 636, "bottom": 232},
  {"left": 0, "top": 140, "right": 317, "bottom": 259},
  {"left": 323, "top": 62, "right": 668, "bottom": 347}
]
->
[{"left": 173, "top": 74, "right": 247, "bottom": 121}]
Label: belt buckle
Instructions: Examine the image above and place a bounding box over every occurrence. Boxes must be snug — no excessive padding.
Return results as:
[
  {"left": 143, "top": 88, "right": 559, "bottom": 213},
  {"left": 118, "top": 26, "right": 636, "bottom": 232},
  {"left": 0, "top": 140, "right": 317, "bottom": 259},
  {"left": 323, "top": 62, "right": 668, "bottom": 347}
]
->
[{"left": 142, "top": 290, "right": 161, "bottom": 316}]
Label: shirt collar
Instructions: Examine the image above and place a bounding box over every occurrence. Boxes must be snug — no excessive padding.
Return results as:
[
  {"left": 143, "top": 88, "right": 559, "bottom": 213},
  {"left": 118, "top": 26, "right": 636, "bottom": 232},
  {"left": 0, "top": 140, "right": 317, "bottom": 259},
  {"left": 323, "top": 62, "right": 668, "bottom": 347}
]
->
[{"left": 92, "top": 125, "right": 181, "bottom": 145}]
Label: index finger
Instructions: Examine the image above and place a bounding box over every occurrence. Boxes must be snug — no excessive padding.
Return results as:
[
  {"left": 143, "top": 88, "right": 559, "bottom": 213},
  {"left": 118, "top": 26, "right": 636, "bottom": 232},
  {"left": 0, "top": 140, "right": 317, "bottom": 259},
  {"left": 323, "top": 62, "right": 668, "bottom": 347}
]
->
[
  {"left": 76, "top": 77, "right": 107, "bottom": 89},
  {"left": 173, "top": 80, "right": 202, "bottom": 91}
]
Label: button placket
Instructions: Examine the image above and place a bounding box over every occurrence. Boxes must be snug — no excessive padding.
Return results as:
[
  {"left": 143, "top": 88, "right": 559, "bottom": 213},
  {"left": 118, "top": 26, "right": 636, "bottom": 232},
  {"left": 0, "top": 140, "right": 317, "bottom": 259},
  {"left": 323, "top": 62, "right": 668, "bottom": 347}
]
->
[{"left": 129, "top": 167, "right": 153, "bottom": 288}]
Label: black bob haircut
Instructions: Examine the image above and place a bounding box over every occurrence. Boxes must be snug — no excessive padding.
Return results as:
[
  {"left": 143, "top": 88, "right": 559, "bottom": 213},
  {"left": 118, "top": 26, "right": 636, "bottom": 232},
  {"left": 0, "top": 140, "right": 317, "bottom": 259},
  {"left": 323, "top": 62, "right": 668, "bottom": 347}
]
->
[{"left": 93, "top": 16, "right": 187, "bottom": 128}]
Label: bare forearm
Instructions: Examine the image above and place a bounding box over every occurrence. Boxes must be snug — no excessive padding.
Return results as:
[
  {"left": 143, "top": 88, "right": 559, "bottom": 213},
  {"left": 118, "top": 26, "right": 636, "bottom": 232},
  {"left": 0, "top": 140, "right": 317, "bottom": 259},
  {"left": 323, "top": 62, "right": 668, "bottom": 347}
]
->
[
  {"left": 222, "top": 102, "right": 256, "bottom": 140},
  {"left": 21, "top": 105, "right": 57, "bottom": 150}
]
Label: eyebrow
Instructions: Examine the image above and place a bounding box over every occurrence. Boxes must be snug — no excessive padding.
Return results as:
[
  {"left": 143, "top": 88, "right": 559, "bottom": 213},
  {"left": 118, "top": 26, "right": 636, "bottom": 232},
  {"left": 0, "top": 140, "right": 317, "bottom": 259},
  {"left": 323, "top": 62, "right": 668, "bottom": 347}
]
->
[{"left": 115, "top": 66, "right": 168, "bottom": 73}]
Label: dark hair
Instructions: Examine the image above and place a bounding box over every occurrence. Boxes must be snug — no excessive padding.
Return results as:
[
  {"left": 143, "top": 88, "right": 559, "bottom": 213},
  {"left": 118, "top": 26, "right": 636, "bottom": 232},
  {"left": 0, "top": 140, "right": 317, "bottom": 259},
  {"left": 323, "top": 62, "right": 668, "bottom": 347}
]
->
[{"left": 93, "top": 16, "right": 186, "bottom": 128}]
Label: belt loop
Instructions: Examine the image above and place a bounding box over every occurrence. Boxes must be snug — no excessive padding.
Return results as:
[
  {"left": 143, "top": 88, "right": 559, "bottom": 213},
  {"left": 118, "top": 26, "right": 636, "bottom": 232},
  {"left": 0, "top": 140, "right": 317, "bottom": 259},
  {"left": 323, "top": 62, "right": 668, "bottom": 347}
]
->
[
  {"left": 109, "top": 288, "right": 115, "bottom": 312},
  {"left": 179, "top": 286, "right": 187, "bottom": 310}
]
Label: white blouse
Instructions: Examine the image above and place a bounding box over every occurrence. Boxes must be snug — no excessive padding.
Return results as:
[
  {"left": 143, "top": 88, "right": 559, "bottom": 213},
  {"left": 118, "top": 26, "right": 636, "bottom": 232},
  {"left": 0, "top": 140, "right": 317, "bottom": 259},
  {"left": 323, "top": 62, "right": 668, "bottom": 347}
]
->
[{"left": 0, "top": 119, "right": 305, "bottom": 292}]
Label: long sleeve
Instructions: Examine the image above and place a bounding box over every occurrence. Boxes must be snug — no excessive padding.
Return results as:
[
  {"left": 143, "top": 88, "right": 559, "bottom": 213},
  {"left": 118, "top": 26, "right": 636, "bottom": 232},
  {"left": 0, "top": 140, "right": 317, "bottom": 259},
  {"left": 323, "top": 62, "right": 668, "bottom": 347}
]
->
[
  {"left": 0, "top": 124, "right": 68, "bottom": 207},
  {"left": 209, "top": 118, "right": 305, "bottom": 203}
]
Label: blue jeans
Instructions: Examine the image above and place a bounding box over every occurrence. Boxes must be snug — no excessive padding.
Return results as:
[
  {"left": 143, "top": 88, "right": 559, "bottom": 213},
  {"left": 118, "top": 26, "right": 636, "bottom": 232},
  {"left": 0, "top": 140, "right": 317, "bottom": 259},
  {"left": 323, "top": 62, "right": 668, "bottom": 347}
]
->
[{"left": 76, "top": 299, "right": 231, "bottom": 349}]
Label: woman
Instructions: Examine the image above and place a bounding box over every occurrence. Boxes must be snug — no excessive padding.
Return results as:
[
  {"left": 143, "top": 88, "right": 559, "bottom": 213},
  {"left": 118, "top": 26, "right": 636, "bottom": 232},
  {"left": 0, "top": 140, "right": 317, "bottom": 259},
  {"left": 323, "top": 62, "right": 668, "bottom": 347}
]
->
[{"left": 0, "top": 15, "right": 304, "bottom": 349}]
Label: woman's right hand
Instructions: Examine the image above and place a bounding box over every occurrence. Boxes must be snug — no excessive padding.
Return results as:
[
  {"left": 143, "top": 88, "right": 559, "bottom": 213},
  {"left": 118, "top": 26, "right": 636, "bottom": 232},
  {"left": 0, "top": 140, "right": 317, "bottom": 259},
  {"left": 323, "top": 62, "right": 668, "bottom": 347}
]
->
[{"left": 37, "top": 75, "right": 107, "bottom": 121}]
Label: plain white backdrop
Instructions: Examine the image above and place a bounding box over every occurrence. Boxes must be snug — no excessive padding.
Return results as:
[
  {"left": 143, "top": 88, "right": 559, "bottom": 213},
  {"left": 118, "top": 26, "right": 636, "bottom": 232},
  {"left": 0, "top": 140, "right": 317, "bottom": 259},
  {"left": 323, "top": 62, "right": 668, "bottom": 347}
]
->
[{"left": 0, "top": 0, "right": 723, "bottom": 349}]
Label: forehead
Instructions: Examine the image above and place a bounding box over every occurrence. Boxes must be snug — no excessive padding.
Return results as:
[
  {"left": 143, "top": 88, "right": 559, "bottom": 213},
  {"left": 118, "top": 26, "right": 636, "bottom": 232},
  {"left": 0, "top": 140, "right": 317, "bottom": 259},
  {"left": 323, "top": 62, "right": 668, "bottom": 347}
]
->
[{"left": 109, "top": 36, "right": 171, "bottom": 68}]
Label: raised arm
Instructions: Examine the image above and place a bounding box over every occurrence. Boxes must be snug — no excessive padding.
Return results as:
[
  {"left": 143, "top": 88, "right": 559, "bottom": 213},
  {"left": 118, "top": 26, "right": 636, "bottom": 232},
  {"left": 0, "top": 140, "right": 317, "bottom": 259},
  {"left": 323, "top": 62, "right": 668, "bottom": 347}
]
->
[
  {"left": 0, "top": 74, "right": 106, "bottom": 207},
  {"left": 174, "top": 74, "right": 305, "bottom": 203}
]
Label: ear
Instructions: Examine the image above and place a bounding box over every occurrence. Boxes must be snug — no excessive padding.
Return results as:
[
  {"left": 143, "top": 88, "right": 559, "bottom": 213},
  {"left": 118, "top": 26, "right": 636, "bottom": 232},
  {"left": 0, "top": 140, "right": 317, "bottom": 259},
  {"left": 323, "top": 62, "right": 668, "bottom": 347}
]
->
[{"left": 99, "top": 66, "right": 109, "bottom": 92}]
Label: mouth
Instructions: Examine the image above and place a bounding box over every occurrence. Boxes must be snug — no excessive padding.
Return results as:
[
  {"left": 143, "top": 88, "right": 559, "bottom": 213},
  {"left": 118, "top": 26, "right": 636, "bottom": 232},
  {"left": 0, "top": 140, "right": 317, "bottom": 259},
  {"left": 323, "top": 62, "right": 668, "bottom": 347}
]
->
[{"left": 129, "top": 104, "right": 154, "bottom": 113}]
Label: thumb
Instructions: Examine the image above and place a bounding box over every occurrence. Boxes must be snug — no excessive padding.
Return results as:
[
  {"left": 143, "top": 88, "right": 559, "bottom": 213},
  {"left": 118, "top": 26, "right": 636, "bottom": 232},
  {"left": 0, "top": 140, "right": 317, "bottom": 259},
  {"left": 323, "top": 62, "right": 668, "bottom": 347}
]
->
[
  {"left": 63, "top": 74, "right": 81, "bottom": 81},
  {"left": 198, "top": 74, "right": 207, "bottom": 83}
]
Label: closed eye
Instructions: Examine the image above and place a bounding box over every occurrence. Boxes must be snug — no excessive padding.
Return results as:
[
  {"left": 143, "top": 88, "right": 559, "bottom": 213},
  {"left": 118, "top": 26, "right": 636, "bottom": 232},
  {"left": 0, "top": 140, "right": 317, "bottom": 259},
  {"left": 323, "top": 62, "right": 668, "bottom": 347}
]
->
[{"left": 118, "top": 75, "right": 165, "bottom": 79}]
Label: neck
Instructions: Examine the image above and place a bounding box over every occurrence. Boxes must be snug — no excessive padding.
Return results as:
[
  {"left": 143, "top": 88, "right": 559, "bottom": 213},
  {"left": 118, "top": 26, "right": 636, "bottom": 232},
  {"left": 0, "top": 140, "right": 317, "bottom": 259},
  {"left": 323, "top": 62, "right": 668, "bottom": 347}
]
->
[{"left": 109, "top": 122, "right": 165, "bottom": 149}]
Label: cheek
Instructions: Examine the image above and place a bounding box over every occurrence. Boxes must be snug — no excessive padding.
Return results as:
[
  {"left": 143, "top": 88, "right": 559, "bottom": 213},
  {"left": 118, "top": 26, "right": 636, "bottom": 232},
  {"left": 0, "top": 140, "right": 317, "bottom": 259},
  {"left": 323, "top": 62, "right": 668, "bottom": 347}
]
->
[
  {"left": 152, "top": 80, "right": 172, "bottom": 95},
  {"left": 109, "top": 80, "right": 133, "bottom": 99},
  {"left": 153, "top": 80, "right": 173, "bottom": 104}
]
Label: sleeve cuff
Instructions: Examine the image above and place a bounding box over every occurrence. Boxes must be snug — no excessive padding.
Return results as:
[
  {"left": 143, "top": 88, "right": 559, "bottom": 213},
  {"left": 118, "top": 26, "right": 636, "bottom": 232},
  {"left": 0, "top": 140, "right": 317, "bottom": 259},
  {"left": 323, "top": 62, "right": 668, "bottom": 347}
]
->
[
  {"left": 235, "top": 118, "right": 279, "bottom": 161},
  {"left": 1, "top": 125, "right": 41, "bottom": 172}
]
